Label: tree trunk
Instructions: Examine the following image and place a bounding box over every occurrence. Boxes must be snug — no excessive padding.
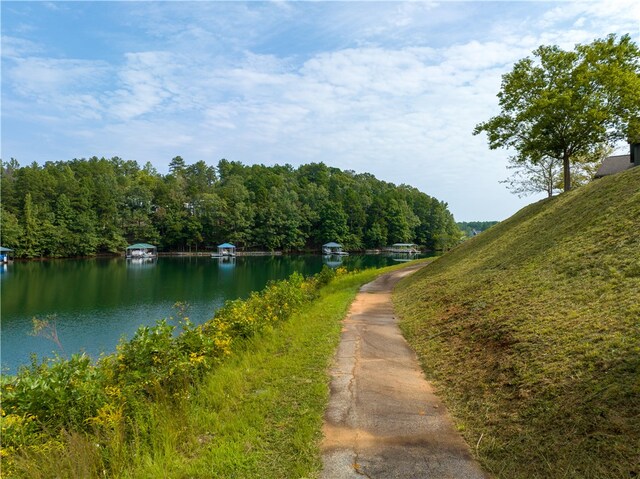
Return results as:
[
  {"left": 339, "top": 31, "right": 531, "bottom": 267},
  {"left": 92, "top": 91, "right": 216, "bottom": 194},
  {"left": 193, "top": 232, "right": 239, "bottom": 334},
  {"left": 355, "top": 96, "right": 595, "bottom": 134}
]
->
[
  {"left": 563, "top": 153, "right": 571, "bottom": 192},
  {"left": 546, "top": 162, "right": 554, "bottom": 197}
]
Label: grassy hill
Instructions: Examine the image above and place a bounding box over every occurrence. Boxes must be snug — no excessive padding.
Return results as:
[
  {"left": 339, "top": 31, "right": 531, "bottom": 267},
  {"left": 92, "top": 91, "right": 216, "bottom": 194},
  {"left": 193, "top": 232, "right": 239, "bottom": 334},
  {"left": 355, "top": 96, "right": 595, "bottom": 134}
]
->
[{"left": 395, "top": 167, "right": 640, "bottom": 479}]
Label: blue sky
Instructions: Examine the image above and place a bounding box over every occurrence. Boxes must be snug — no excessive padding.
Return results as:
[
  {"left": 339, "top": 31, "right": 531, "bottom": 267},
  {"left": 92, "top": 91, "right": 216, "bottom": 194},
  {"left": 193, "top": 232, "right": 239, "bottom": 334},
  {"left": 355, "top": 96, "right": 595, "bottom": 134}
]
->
[{"left": 2, "top": 1, "right": 638, "bottom": 221}]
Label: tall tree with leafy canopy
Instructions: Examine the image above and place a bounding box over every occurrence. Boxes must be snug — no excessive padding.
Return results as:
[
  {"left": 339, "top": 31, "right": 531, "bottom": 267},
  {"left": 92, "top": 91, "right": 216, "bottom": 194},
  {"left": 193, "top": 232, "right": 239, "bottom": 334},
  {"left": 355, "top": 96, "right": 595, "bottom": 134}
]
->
[
  {"left": 1, "top": 155, "right": 461, "bottom": 256},
  {"left": 474, "top": 34, "right": 640, "bottom": 192},
  {"left": 19, "top": 192, "right": 41, "bottom": 257},
  {"left": 216, "top": 175, "right": 254, "bottom": 248}
]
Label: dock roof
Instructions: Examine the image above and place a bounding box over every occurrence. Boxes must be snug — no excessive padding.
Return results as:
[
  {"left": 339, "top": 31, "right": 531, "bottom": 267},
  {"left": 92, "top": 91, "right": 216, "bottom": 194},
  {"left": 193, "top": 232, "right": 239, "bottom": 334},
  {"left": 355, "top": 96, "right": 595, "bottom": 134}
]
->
[
  {"left": 127, "top": 243, "right": 157, "bottom": 249},
  {"left": 323, "top": 242, "right": 342, "bottom": 248},
  {"left": 218, "top": 243, "right": 236, "bottom": 248}
]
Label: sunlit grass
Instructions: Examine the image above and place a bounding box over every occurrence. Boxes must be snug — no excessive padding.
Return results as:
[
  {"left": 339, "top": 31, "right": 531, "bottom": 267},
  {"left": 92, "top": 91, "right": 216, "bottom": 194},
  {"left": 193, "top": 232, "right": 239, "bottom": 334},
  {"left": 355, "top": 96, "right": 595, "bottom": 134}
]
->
[
  {"left": 395, "top": 167, "right": 640, "bottom": 478},
  {"left": 3, "top": 261, "right": 420, "bottom": 478},
  {"left": 120, "top": 263, "right": 412, "bottom": 479}
]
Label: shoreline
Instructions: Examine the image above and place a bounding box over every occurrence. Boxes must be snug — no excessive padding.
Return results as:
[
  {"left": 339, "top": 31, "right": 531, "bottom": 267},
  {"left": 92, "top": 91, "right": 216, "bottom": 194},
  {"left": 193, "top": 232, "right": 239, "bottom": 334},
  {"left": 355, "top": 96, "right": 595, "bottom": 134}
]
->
[{"left": 5, "top": 249, "right": 436, "bottom": 262}]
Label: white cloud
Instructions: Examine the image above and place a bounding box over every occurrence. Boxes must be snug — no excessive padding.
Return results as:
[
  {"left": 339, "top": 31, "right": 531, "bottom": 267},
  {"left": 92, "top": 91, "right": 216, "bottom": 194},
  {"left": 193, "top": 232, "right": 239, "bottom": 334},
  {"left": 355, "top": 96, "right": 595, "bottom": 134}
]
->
[
  {"left": 3, "top": 0, "right": 638, "bottom": 221},
  {"left": 1, "top": 36, "right": 42, "bottom": 58},
  {"left": 3, "top": 56, "right": 110, "bottom": 122},
  {"left": 7, "top": 57, "right": 109, "bottom": 96},
  {"left": 540, "top": 0, "right": 640, "bottom": 33},
  {"left": 107, "top": 52, "right": 178, "bottom": 120}
]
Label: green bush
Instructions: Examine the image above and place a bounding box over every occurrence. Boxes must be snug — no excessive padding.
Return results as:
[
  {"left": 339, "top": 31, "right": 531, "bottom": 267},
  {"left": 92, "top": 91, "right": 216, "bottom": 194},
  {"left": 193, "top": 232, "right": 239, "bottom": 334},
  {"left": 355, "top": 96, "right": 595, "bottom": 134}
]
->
[
  {"left": 0, "top": 268, "right": 348, "bottom": 476},
  {"left": 2, "top": 353, "right": 107, "bottom": 433},
  {"left": 213, "top": 271, "right": 312, "bottom": 340}
]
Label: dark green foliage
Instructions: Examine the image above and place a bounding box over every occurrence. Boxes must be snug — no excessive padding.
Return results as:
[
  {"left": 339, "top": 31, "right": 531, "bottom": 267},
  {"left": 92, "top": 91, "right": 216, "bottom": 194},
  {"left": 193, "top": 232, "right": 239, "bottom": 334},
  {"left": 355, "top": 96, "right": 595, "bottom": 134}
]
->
[
  {"left": 0, "top": 157, "right": 461, "bottom": 256},
  {"left": 474, "top": 34, "right": 640, "bottom": 192},
  {"left": 2, "top": 353, "right": 106, "bottom": 432}
]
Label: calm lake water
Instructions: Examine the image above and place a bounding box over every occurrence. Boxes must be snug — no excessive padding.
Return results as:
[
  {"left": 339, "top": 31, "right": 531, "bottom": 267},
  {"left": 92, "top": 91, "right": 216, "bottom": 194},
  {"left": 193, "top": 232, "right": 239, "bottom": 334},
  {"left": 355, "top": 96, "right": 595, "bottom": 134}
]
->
[{"left": 1, "top": 254, "right": 419, "bottom": 373}]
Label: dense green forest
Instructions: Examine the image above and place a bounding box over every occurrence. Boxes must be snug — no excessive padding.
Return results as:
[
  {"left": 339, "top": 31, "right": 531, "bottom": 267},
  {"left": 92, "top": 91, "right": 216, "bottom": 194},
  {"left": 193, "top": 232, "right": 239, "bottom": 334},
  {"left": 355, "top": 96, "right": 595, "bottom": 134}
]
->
[
  {"left": 457, "top": 221, "right": 499, "bottom": 238},
  {"left": 0, "top": 156, "right": 460, "bottom": 258}
]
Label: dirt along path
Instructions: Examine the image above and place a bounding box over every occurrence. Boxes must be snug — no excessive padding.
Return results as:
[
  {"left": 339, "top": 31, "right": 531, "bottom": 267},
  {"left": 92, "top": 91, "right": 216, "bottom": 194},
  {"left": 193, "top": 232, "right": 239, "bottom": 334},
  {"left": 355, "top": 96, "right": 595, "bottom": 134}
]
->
[{"left": 321, "top": 263, "right": 489, "bottom": 479}]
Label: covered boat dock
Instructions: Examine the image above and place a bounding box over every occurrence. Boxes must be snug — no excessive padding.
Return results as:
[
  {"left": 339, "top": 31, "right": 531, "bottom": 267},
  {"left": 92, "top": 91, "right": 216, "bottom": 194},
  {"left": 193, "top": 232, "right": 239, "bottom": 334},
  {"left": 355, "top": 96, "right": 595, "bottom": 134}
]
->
[
  {"left": 323, "top": 242, "right": 348, "bottom": 255},
  {"left": 213, "top": 243, "right": 236, "bottom": 257},
  {"left": 126, "top": 243, "right": 157, "bottom": 258},
  {"left": 0, "top": 246, "right": 14, "bottom": 263},
  {"left": 388, "top": 243, "right": 420, "bottom": 254}
]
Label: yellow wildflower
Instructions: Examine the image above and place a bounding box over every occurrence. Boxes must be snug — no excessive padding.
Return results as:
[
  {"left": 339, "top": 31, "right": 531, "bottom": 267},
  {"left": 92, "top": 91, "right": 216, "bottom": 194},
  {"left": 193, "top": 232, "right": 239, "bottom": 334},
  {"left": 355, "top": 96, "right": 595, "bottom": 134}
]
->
[{"left": 189, "top": 352, "right": 206, "bottom": 364}]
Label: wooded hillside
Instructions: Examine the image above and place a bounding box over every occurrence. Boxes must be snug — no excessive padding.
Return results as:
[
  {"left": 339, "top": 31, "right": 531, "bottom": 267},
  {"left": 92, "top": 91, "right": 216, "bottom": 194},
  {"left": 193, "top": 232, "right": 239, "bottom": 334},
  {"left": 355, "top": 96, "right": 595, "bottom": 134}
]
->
[{"left": 0, "top": 156, "right": 460, "bottom": 257}]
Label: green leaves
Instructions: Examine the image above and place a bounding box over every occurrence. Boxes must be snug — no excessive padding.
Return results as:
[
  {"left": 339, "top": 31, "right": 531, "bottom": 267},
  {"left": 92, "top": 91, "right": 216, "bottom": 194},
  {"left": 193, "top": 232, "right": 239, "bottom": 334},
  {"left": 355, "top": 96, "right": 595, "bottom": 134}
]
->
[
  {"left": 0, "top": 268, "right": 341, "bottom": 476},
  {"left": 475, "top": 33, "right": 640, "bottom": 192},
  {"left": 1, "top": 154, "right": 461, "bottom": 256}
]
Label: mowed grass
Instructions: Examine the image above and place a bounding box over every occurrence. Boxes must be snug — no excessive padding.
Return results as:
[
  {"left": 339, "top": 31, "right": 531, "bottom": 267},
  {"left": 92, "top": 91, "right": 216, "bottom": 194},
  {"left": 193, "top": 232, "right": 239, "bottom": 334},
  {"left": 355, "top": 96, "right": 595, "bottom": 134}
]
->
[
  {"left": 394, "top": 167, "right": 640, "bottom": 479},
  {"left": 113, "top": 263, "right": 414, "bottom": 479}
]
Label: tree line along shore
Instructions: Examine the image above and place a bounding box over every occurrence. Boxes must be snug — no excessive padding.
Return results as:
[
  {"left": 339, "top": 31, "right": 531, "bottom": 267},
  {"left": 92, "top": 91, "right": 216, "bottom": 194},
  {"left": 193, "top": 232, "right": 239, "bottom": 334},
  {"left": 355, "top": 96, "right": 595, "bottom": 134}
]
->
[{"left": 1, "top": 156, "right": 461, "bottom": 259}]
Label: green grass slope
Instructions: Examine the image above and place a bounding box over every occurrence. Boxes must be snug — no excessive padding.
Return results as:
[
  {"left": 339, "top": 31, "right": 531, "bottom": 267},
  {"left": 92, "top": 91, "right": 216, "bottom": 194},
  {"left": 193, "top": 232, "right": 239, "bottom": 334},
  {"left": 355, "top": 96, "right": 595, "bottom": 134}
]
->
[{"left": 395, "top": 167, "right": 640, "bottom": 479}]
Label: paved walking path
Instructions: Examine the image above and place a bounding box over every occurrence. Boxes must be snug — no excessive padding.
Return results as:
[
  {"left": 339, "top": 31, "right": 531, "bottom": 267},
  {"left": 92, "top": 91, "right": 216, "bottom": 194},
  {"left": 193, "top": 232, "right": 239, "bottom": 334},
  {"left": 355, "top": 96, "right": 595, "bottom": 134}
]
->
[{"left": 321, "top": 263, "right": 489, "bottom": 479}]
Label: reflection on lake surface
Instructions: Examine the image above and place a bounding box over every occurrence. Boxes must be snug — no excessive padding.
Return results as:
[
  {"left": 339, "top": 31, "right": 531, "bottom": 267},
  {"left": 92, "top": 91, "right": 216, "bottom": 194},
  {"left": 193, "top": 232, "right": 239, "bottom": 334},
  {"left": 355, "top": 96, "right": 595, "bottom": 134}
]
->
[{"left": 1, "top": 254, "right": 426, "bottom": 373}]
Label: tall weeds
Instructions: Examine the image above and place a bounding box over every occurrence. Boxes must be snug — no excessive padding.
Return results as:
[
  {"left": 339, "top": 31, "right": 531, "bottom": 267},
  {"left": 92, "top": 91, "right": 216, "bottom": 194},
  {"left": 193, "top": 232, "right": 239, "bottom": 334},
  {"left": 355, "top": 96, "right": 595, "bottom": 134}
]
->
[{"left": 1, "top": 267, "right": 342, "bottom": 478}]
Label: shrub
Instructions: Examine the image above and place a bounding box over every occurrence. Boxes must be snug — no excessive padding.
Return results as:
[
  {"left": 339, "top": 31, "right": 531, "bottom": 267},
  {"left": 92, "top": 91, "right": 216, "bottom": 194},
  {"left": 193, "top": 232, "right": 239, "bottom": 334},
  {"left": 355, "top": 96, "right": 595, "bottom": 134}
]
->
[
  {"left": 1, "top": 353, "right": 107, "bottom": 433},
  {"left": 0, "top": 268, "right": 347, "bottom": 474}
]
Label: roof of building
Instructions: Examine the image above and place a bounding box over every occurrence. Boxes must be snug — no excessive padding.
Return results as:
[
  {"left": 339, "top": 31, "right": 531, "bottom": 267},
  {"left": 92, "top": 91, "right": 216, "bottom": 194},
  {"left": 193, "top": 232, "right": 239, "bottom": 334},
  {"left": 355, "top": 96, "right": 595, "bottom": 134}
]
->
[
  {"left": 0, "top": 246, "right": 14, "bottom": 252},
  {"left": 323, "top": 242, "right": 342, "bottom": 248},
  {"left": 126, "top": 243, "right": 157, "bottom": 249},
  {"left": 391, "top": 243, "right": 417, "bottom": 247},
  {"left": 218, "top": 243, "right": 236, "bottom": 248},
  {"left": 594, "top": 155, "right": 633, "bottom": 178}
]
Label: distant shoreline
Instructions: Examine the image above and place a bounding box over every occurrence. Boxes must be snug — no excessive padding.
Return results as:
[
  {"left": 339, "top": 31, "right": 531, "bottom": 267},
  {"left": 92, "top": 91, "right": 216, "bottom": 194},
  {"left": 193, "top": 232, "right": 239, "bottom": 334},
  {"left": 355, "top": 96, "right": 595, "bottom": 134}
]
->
[{"left": 6, "top": 249, "right": 436, "bottom": 261}]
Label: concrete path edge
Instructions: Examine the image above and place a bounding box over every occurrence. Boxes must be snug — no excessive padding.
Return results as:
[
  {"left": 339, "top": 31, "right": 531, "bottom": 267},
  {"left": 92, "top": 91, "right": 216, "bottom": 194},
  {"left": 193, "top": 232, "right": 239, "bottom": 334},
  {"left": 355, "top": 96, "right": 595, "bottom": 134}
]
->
[{"left": 320, "top": 263, "right": 489, "bottom": 479}]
